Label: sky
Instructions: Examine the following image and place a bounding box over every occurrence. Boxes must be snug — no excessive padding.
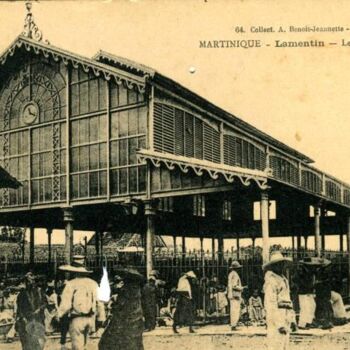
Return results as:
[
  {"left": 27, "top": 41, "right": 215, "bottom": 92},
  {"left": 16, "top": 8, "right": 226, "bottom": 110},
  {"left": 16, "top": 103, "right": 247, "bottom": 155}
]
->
[{"left": 0, "top": 0, "right": 349, "bottom": 250}]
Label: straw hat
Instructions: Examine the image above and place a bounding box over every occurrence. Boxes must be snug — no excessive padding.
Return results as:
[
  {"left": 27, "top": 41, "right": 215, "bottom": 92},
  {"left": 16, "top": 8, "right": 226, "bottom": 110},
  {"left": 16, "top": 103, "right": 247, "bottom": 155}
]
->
[
  {"left": 230, "top": 261, "right": 242, "bottom": 269},
  {"left": 59, "top": 255, "right": 92, "bottom": 274},
  {"left": 262, "top": 251, "right": 292, "bottom": 270},
  {"left": 299, "top": 257, "right": 331, "bottom": 267},
  {"left": 114, "top": 267, "right": 144, "bottom": 282}
]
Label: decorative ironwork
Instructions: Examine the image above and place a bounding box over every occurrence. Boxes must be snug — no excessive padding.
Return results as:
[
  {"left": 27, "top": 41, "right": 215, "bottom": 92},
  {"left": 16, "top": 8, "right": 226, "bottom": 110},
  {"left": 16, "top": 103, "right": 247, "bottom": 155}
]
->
[
  {"left": 1, "top": 65, "right": 63, "bottom": 205},
  {"left": 22, "top": 2, "right": 44, "bottom": 42},
  {"left": 137, "top": 149, "right": 269, "bottom": 190},
  {"left": 0, "top": 37, "right": 146, "bottom": 94},
  {"left": 52, "top": 122, "right": 61, "bottom": 201}
]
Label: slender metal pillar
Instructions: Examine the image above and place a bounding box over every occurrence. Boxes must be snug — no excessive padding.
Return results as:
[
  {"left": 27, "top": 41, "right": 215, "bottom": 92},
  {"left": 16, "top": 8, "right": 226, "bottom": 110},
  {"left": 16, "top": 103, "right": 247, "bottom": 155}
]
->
[
  {"left": 346, "top": 215, "right": 350, "bottom": 297},
  {"left": 47, "top": 228, "right": 52, "bottom": 266},
  {"left": 212, "top": 237, "right": 215, "bottom": 260},
  {"left": 340, "top": 233, "right": 344, "bottom": 252},
  {"left": 261, "top": 191, "right": 270, "bottom": 264},
  {"left": 29, "top": 227, "right": 35, "bottom": 268},
  {"left": 236, "top": 234, "right": 240, "bottom": 260},
  {"left": 200, "top": 237, "right": 205, "bottom": 277},
  {"left": 95, "top": 231, "right": 100, "bottom": 266},
  {"left": 314, "top": 205, "right": 321, "bottom": 257},
  {"left": 145, "top": 200, "right": 157, "bottom": 279},
  {"left": 304, "top": 235, "right": 308, "bottom": 251},
  {"left": 182, "top": 236, "right": 186, "bottom": 261},
  {"left": 218, "top": 236, "right": 224, "bottom": 282},
  {"left": 63, "top": 208, "right": 74, "bottom": 264},
  {"left": 173, "top": 235, "right": 177, "bottom": 255}
]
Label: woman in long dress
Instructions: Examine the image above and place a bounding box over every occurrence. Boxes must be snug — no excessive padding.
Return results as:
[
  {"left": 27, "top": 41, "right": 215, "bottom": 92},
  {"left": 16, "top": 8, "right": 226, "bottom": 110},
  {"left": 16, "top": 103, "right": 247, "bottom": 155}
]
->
[{"left": 98, "top": 268, "right": 145, "bottom": 350}]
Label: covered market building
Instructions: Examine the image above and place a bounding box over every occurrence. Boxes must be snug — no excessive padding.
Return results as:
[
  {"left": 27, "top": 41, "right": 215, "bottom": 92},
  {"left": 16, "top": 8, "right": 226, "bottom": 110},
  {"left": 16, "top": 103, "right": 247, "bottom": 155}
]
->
[{"left": 0, "top": 5, "right": 350, "bottom": 294}]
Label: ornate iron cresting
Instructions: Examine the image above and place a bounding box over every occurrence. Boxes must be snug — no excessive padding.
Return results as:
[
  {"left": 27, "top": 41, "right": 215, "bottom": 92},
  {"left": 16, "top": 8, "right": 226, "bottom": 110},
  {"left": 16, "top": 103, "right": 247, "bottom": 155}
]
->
[{"left": 22, "top": 2, "right": 45, "bottom": 43}]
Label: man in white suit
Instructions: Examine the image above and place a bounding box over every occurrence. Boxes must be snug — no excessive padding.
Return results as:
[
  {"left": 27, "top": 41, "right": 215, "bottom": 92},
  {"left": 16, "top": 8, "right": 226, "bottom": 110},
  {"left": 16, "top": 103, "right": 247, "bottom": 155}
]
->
[{"left": 227, "top": 261, "right": 244, "bottom": 330}]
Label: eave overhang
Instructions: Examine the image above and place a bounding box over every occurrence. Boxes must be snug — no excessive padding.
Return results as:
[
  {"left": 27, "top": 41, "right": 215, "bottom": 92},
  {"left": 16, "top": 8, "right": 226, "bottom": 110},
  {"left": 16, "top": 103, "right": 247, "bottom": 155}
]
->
[{"left": 137, "top": 149, "right": 269, "bottom": 190}]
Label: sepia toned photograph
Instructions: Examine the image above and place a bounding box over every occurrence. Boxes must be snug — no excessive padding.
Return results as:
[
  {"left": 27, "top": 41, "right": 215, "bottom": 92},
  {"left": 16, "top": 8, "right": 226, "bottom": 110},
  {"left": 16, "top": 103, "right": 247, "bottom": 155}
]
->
[{"left": 0, "top": 0, "right": 350, "bottom": 349}]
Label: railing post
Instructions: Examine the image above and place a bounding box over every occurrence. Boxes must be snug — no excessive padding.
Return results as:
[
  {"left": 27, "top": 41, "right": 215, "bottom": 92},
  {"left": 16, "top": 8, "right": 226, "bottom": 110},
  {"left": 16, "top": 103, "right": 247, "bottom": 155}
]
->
[
  {"left": 314, "top": 204, "right": 321, "bottom": 257},
  {"left": 346, "top": 214, "right": 350, "bottom": 298}
]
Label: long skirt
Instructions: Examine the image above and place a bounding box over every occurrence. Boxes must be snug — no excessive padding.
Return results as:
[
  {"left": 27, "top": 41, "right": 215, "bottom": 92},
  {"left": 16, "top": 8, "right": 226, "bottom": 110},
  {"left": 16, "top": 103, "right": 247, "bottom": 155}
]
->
[
  {"left": 99, "top": 318, "right": 144, "bottom": 350},
  {"left": 173, "top": 294, "right": 194, "bottom": 326},
  {"left": 298, "top": 294, "right": 316, "bottom": 327},
  {"left": 315, "top": 297, "right": 333, "bottom": 327}
]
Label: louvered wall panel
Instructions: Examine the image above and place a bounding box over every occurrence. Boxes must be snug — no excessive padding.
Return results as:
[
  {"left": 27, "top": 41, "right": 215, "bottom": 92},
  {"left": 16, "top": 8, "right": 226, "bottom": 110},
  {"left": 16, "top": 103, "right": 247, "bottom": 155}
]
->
[
  {"left": 344, "top": 189, "right": 350, "bottom": 205},
  {"left": 270, "top": 155, "right": 299, "bottom": 186},
  {"left": 301, "top": 170, "right": 322, "bottom": 194},
  {"left": 194, "top": 118, "right": 203, "bottom": 159},
  {"left": 153, "top": 103, "right": 164, "bottom": 152},
  {"left": 184, "top": 113, "right": 194, "bottom": 158},
  {"left": 223, "top": 134, "right": 235, "bottom": 166},
  {"left": 223, "top": 134, "right": 266, "bottom": 170},
  {"left": 212, "top": 130, "right": 221, "bottom": 163},
  {"left": 174, "top": 109, "right": 184, "bottom": 155},
  {"left": 325, "top": 180, "right": 341, "bottom": 202},
  {"left": 161, "top": 105, "right": 175, "bottom": 153}
]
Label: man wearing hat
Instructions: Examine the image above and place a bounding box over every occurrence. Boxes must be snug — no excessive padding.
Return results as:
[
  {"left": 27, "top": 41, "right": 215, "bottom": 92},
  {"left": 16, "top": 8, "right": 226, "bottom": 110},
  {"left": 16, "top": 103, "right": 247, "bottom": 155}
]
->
[
  {"left": 227, "top": 260, "right": 244, "bottom": 330},
  {"left": 263, "top": 251, "right": 294, "bottom": 350},
  {"left": 56, "top": 256, "right": 106, "bottom": 350},
  {"left": 16, "top": 272, "right": 47, "bottom": 350}
]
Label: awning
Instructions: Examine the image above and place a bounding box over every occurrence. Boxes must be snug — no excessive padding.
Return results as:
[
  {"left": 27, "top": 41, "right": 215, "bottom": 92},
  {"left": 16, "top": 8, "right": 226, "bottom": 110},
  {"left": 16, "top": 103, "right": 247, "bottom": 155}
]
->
[
  {"left": 137, "top": 149, "right": 269, "bottom": 190},
  {"left": 0, "top": 167, "right": 22, "bottom": 189}
]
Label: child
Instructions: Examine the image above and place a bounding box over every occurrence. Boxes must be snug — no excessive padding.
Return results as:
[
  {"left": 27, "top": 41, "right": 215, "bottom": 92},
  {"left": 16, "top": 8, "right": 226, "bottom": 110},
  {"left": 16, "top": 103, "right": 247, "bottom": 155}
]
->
[
  {"left": 214, "top": 285, "right": 228, "bottom": 317},
  {"left": 248, "top": 289, "right": 265, "bottom": 325}
]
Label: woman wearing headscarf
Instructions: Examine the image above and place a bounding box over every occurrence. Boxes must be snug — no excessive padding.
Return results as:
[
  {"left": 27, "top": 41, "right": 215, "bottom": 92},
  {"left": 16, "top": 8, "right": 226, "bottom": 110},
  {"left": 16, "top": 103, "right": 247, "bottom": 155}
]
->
[
  {"left": 172, "top": 271, "right": 197, "bottom": 334},
  {"left": 98, "top": 268, "right": 145, "bottom": 350},
  {"left": 263, "top": 251, "right": 294, "bottom": 350}
]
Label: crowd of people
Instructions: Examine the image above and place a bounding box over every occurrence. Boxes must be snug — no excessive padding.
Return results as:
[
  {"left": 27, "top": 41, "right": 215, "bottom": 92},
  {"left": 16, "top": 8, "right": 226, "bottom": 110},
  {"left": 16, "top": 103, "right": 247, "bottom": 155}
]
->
[{"left": 0, "top": 251, "right": 348, "bottom": 350}]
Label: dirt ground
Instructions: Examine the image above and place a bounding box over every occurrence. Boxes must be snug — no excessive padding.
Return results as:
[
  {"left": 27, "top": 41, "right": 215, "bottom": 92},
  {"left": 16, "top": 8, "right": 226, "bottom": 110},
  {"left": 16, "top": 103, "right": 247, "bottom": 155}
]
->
[{"left": 1, "top": 325, "right": 350, "bottom": 350}]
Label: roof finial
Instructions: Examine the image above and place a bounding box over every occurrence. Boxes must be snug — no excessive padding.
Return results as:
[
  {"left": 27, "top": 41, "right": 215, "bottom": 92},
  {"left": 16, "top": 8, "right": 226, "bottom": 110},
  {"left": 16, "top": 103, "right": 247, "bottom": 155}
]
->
[{"left": 22, "top": 1, "right": 43, "bottom": 42}]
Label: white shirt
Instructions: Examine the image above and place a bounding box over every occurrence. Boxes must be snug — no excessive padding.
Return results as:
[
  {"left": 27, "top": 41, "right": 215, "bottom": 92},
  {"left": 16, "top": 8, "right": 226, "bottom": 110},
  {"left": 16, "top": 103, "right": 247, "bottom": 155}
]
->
[
  {"left": 57, "top": 277, "right": 106, "bottom": 321},
  {"left": 177, "top": 276, "right": 192, "bottom": 299}
]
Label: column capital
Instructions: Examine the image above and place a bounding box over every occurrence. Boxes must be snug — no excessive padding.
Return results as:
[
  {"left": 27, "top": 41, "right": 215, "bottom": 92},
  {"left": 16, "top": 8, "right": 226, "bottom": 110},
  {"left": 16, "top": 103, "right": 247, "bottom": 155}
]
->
[
  {"left": 144, "top": 199, "right": 158, "bottom": 216},
  {"left": 314, "top": 206, "right": 321, "bottom": 216},
  {"left": 62, "top": 207, "right": 74, "bottom": 222},
  {"left": 261, "top": 190, "right": 269, "bottom": 201}
]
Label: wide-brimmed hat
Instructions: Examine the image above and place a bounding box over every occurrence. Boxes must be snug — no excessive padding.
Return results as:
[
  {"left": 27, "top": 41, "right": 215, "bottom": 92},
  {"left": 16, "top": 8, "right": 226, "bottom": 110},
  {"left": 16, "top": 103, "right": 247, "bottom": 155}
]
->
[
  {"left": 24, "top": 272, "right": 35, "bottom": 282},
  {"left": 262, "top": 251, "right": 293, "bottom": 270},
  {"left": 230, "top": 261, "right": 242, "bottom": 269},
  {"left": 114, "top": 267, "right": 144, "bottom": 282},
  {"left": 185, "top": 270, "right": 197, "bottom": 279},
  {"left": 299, "top": 257, "right": 331, "bottom": 267},
  {"left": 59, "top": 255, "right": 92, "bottom": 274}
]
